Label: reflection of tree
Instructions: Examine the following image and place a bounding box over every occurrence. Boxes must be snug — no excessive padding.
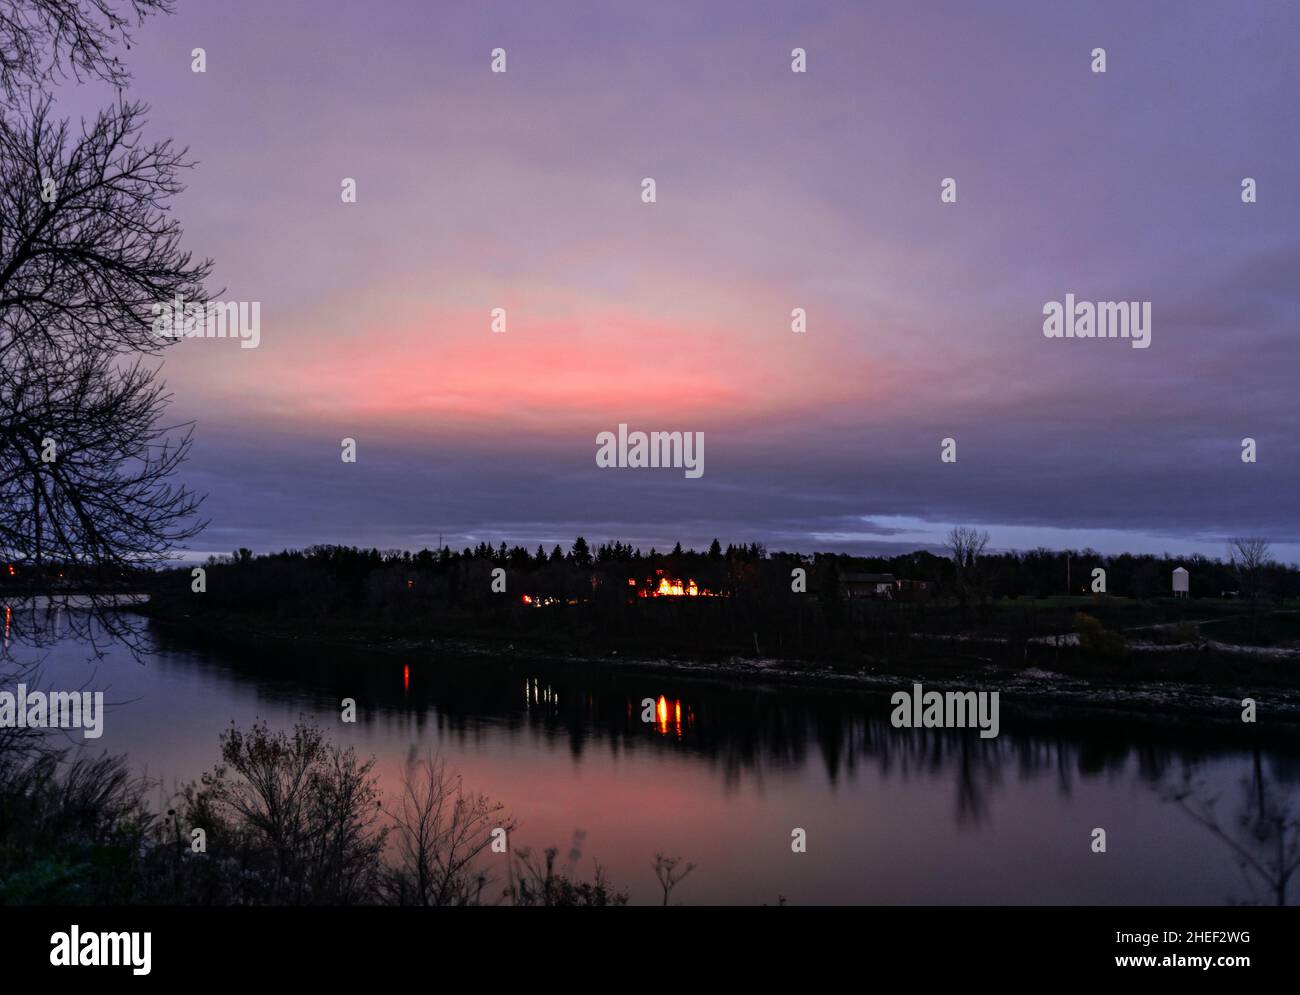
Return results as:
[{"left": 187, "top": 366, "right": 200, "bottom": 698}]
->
[
  {"left": 956, "top": 736, "right": 1009, "bottom": 824},
  {"left": 1168, "top": 757, "right": 1300, "bottom": 906},
  {"left": 146, "top": 630, "right": 1219, "bottom": 829}
]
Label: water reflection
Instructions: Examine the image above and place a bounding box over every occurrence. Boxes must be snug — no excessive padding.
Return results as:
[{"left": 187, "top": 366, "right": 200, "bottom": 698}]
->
[
  {"left": 1168, "top": 757, "right": 1300, "bottom": 906},
  {"left": 651, "top": 694, "right": 689, "bottom": 739},
  {"left": 145, "top": 626, "right": 1300, "bottom": 822},
  {"left": 22, "top": 618, "right": 1300, "bottom": 904}
]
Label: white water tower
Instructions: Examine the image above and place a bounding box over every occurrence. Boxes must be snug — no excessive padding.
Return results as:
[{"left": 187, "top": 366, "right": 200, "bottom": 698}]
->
[{"left": 1172, "top": 566, "right": 1189, "bottom": 598}]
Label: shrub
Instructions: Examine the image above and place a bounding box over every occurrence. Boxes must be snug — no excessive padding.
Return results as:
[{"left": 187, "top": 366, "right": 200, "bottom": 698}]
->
[{"left": 1074, "top": 612, "right": 1129, "bottom": 659}]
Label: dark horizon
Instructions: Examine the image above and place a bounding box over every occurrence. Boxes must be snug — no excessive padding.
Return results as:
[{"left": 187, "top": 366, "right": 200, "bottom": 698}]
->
[{"left": 165, "top": 533, "right": 1298, "bottom": 573}]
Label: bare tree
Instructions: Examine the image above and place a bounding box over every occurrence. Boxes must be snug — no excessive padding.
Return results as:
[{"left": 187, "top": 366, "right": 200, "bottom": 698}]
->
[
  {"left": 652, "top": 852, "right": 696, "bottom": 906},
  {"left": 0, "top": 348, "right": 202, "bottom": 566},
  {"left": 192, "top": 721, "right": 389, "bottom": 905},
  {"left": 0, "top": 94, "right": 210, "bottom": 655},
  {"left": 0, "top": 98, "right": 210, "bottom": 359},
  {"left": 1229, "top": 536, "right": 1271, "bottom": 640},
  {"left": 382, "top": 752, "right": 514, "bottom": 906},
  {"left": 945, "top": 526, "right": 989, "bottom": 615},
  {"left": 0, "top": 0, "right": 206, "bottom": 858},
  {"left": 0, "top": 0, "right": 170, "bottom": 104}
]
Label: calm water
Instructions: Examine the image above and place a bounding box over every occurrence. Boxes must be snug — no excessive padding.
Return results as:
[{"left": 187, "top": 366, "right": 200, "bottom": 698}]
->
[{"left": 18, "top": 612, "right": 1300, "bottom": 905}]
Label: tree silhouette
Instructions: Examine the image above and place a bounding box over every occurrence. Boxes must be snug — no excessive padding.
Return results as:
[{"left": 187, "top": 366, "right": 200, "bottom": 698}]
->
[
  {"left": 0, "top": 5, "right": 210, "bottom": 656},
  {"left": 569, "top": 536, "right": 591, "bottom": 567},
  {"left": 0, "top": 0, "right": 170, "bottom": 106},
  {"left": 1229, "top": 536, "right": 1271, "bottom": 640}
]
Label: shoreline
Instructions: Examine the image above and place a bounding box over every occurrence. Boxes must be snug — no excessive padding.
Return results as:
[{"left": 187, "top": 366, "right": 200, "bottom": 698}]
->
[{"left": 137, "top": 608, "right": 1300, "bottom": 738}]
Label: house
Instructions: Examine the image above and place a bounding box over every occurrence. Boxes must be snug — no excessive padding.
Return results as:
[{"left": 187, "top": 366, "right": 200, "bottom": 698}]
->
[
  {"left": 894, "top": 578, "right": 931, "bottom": 602},
  {"left": 840, "top": 572, "right": 896, "bottom": 599}
]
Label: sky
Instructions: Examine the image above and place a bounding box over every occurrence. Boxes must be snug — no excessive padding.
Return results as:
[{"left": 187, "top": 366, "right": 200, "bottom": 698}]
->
[{"left": 55, "top": 0, "right": 1300, "bottom": 561}]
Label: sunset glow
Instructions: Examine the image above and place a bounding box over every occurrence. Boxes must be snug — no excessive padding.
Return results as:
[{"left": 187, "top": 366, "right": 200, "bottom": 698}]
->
[
  {"left": 4, "top": 0, "right": 1299, "bottom": 949},
  {"left": 95, "top": 1, "right": 1295, "bottom": 560}
]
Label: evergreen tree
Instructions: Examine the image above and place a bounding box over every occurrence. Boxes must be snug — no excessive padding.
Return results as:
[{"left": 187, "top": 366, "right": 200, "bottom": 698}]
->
[{"left": 570, "top": 536, "right": 592, "bottom": 567}]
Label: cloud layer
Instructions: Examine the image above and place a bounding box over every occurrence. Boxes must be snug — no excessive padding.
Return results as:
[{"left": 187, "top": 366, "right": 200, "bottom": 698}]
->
[{"left": 63, "top": 0, "right": 1299, "bottom": 559}]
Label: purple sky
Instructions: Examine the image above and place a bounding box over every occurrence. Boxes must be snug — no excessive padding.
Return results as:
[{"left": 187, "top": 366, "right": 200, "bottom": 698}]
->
[{"left": 58, "top": 0, "right": 1300, "bottom": 560}]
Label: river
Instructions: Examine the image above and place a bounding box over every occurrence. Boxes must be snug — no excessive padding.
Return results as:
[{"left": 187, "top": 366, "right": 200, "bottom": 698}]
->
[{"left": 15, "top": 609, "right": 1300, "bottom": 905}]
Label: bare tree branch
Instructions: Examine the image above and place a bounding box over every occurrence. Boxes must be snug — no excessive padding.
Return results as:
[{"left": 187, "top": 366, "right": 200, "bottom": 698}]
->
[{"left": 0, "top": 0, "right": 171, "bottom": 105}]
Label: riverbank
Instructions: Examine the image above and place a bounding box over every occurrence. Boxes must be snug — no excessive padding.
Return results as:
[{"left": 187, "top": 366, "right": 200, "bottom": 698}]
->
[{"left": 136, "top": 606, "right": 1300, "bottom": 736}]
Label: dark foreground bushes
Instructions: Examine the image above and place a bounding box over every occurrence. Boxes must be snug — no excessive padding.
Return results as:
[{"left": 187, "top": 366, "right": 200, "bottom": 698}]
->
[
  {"left": 0, "top": 750, "right": 149, "bottom": 904},
  {"left": 0, "top": 723, "right": 629, "bottom": 906}
]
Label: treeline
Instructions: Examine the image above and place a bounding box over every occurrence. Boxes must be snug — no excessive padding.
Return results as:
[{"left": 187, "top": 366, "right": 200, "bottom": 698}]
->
[
  {"left": 154, "top": 538, "right": 773, "bottom": 625},
  {"left": 942, "top": 547, "right": 1300, "bottom": 601},
  {"left": 143, "top": 539, "right": 1300, "bottom": 666},
  {"left": 0, "top": 559, "right": 152, "bottom": 592},
  {"left": 159, "top": 538, "right": 1300, "bottom": 609}
]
